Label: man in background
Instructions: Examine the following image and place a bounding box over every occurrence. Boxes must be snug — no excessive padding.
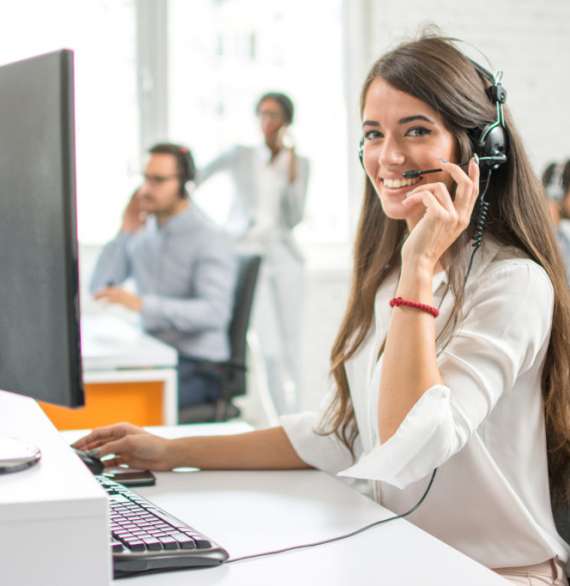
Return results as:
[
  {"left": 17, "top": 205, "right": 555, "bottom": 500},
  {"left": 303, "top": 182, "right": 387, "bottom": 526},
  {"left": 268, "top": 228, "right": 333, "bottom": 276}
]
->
[{"left": 90, "top": 143, "right": 238, "bottom": 420}]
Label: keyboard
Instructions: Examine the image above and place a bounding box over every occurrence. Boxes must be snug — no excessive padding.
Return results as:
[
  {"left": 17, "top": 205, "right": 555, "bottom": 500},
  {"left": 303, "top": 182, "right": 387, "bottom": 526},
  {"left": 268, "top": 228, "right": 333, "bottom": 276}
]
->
[{"left": 97, "top": 475, "right": 229, "bottom": 577}]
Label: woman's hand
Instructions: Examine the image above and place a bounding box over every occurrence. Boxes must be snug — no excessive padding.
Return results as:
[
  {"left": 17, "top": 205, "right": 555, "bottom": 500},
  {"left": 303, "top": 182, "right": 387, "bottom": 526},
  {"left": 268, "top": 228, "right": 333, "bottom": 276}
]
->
[
  {"left": 72, "top": 422, "right": 175, "bottom": 471},
  {"left": 400, "top": 157, "right": 480, "bottom": 272}
]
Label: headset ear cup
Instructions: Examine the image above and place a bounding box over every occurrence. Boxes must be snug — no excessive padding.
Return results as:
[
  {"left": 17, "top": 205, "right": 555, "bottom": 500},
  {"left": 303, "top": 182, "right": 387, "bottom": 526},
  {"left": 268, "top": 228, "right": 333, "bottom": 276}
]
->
[
  {"left": 477, "top": 124, "right": 508, "bottom": 171},
  {"left": 178, "top": 149, "right": 195, "bottom": 198},
  {"left": 179, "top": 160, "right": 187, "bottom": 197}
]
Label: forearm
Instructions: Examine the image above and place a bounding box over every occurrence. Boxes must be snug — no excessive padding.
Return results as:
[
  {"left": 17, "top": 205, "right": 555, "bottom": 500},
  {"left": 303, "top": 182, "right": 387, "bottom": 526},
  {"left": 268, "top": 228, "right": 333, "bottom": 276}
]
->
[
  {"left": 168, "top": 426, "right": 312, "bottom": 470},
  {"left": 195, "top": 148, "right": 235, "bottom": 187},
  {"left": 378, "top": 263, "right": 442, "bottom": 443},
  {"left": 288, "top": 151, "right": 298, "bottom": 184},
  {"left": 282, "top": 160, "right": 308, "bottom": 229},
  {"left": 90, "top": 232, "right": 131, "bottom": 293},
  {"left": 141, "top": 295, "right": 230, "bottom": 333}
]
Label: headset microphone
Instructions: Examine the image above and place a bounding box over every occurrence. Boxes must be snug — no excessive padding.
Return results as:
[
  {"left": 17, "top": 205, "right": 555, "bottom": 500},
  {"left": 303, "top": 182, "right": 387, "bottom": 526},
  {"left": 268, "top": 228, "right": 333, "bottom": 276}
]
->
[{"left": 402, "top": 159, "right": 473, "bottom": 180}]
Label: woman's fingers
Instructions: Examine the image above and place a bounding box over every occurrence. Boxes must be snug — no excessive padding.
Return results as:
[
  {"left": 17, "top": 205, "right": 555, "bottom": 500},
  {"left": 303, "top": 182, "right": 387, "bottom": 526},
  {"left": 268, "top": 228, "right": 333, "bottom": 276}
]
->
[
  {"left": 440, "top": 158, "right": 480, "bottom": 222},
  {"left": 72, "top": 423, "right": 143, "bottom": 451},
  {"left": 403, "top": 190, "right": 448, "bottom": 220},
  {"left": 97, "top": 436, "right": 131, "bottom": 459},
  {"left": 404, "top": 157, "right": 480, "bottom": 231},
  {"left": 73, "top": 427, "right": 118, "bottom": 450}
]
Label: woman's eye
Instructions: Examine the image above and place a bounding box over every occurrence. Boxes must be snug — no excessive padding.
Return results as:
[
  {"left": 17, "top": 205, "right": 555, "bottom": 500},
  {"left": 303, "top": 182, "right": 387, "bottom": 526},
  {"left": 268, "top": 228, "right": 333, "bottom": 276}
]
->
[
  {"left": 364, "top": 130, "right": 383, "bottom": 141},
  {"left": 406, "top": 126, "right": 432, "bottom": 137}
]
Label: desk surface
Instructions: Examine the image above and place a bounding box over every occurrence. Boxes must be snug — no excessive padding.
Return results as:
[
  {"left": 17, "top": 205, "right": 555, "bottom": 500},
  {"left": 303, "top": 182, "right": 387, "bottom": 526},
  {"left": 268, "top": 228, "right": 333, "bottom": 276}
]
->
[
  {"left": 63, "top": 425, "right": 507, "bottom": 585},
  {"left": 81, "top": 313, "right": 177, "bottom": 371}
]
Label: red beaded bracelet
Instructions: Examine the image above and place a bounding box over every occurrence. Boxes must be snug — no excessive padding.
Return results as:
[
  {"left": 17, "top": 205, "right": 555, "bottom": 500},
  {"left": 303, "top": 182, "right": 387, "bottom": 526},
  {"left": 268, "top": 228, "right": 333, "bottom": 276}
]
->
[{"left": 389, "top": 296, "right": 439, "bottom": 318}]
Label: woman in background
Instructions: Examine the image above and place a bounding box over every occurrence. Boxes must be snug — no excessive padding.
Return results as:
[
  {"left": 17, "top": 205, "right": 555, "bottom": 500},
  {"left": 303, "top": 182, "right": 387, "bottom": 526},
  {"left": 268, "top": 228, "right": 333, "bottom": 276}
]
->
[{"left": 196, "top": 92, "right": 310, "bottom": 415}]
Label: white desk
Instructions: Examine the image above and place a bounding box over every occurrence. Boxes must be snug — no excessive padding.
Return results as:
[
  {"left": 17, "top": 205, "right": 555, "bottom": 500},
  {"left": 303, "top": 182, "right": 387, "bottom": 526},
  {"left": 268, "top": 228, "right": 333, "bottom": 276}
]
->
[
  {"left": 81, "top": 313, "right": 178, "bottom": 424},
  {"left": 1, "top": 392, "right": 111, "bottom": 586},
  {"left": 64, "top": 425, "right": 508, "bottom": 585}
]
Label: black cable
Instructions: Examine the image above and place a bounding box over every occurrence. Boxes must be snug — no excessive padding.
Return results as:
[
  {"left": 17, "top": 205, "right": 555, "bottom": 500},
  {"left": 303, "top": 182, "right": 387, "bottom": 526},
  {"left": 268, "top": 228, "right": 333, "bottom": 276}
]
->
[
  {"left": 464, "top": 169, "right": 493, "bottom": 283},
  {"left": 226, "top": 468, "right": 437, "bottom": 564}
]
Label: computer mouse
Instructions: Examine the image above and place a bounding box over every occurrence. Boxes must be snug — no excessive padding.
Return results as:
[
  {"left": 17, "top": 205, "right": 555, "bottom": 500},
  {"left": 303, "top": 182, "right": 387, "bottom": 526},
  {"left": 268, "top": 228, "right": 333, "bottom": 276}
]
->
[{"left": 73, "top": 447, "right": 105, "bottom": 475}]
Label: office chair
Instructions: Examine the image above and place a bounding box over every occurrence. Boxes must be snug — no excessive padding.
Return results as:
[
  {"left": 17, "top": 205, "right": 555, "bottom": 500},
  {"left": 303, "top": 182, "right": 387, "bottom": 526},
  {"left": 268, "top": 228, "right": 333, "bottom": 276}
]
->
[
  {"left": 178, "top": 254, "right": 262, "bottom": 424},
  {"left": 213, "top": 254, "right": 262, "bottom": 421}
]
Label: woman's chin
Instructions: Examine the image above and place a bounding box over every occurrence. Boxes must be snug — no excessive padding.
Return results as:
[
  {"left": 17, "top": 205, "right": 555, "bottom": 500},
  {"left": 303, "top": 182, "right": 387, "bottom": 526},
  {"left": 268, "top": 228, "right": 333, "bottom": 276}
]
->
[{"left": 379, "top": 199, "right": 413, "bottom": 221}]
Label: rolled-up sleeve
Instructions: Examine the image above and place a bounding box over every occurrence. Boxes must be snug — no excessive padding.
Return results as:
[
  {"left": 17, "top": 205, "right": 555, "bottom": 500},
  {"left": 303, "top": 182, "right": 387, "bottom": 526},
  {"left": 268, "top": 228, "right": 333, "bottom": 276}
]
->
[
  {"left": 338, "top": 260, "right": 554, "bottom": 489},
  {"left": 281, "top": 410, "right": 359, "bottom": 475}
]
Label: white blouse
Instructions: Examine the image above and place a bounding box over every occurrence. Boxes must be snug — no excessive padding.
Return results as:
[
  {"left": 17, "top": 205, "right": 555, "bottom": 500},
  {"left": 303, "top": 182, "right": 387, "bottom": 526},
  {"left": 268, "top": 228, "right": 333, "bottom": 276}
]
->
[
  {"left": 281, "top": 236, "right": 569, "bottom": 569},
  {"left": 246, "top": 145, "right": 292, "bottom": 249}
]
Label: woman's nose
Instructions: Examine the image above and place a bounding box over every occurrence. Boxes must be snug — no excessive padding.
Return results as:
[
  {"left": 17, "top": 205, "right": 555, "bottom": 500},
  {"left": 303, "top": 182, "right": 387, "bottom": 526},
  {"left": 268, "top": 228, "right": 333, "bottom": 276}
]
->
[{"left": 378, "top": 138, "right": 406, "bottom": 166}]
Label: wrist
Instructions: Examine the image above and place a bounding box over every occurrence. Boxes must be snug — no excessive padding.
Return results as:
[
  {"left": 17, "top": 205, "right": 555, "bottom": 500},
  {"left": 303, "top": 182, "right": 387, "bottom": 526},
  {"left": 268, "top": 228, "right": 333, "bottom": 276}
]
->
[
  {"left": 397, "top": 261, "right": 434, "bottom": 301},
  {"left": 400, "top": 259, "right": 434, "bottom": 285},
  {"left": 167, "top": 438, "right": 187, "bottom": 469},
  {"left": 401, "top": 252, "right": 437, "bottom": 275}
]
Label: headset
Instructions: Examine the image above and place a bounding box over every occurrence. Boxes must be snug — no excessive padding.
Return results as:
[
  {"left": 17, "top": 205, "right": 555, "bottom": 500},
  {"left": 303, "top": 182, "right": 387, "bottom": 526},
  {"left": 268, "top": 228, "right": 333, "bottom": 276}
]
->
[
  {"left": 174, "top": 146, "right": 196, "bottom": 199},
  {"left": 358, "top": 59, "right": 508, "bottom": 175},
  {"left": 467, "top": 61, "right": 508, "bottom": 171},
  {"left": 148, "top": 143, "right": 196, "bottom": 199}
]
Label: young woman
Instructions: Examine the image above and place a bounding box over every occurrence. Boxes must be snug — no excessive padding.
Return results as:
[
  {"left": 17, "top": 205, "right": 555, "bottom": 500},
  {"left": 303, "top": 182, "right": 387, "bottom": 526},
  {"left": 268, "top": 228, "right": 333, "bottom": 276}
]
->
[{"left": 75, "top": 35, "right": 570, "bottom": 584}]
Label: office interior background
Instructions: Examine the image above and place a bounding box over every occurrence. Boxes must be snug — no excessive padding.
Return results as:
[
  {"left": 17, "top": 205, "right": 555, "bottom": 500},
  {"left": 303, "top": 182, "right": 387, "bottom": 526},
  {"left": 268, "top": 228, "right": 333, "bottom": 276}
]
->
[{"left": 3, "top": 0, "right": 569, "bottom": 417}]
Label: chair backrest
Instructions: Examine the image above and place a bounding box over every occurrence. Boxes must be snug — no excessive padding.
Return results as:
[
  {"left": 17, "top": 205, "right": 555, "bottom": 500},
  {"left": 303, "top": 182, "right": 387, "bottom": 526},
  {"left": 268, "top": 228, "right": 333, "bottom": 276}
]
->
[{"left": 228, "top": 254, "right": 262, "bottom": 369}]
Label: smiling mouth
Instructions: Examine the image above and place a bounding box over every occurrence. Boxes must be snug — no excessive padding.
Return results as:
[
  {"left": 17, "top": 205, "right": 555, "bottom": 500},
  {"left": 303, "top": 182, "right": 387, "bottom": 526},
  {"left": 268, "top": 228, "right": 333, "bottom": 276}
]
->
[{"left": 381, "top": 176, "right": 421, "bottom": 190}]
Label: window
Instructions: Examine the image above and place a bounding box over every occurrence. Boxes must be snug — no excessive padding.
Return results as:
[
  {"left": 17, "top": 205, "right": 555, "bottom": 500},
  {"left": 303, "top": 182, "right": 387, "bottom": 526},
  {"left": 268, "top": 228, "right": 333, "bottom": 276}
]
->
[
  {"left": 168, "top": 0, "right": 349, "bottom": 242},
  {"left": 0, "top": 0, "right": 139, "bottom": 244}
]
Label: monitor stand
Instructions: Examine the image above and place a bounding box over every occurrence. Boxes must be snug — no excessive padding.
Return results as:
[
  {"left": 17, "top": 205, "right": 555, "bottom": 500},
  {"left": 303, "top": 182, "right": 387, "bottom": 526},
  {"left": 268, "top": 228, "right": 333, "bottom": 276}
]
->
[{"left": 0, "top": 434, "right": 41, "bottom": 474}]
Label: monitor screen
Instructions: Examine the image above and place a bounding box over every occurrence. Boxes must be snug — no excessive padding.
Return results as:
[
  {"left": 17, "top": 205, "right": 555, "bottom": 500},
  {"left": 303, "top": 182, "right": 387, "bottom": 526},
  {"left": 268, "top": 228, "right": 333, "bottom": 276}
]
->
[{"left": 0, "top": 49, "right": 84, "bottom": 407}]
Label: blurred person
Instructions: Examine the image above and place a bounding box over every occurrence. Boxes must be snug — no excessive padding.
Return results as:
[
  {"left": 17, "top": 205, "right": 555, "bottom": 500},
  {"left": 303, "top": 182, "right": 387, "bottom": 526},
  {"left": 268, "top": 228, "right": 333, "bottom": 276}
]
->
[
  {"left": 90, "top": 143, "right": 238, "bottom": 420},
  {"left": 542, "top": 161, "right": 570, "bottom": 282},
  {"left": 556, "top": 160, "right": 570, "bottom": 222},
  {"left": 196, "top": 92, "right": 310, "bottom": 415}
]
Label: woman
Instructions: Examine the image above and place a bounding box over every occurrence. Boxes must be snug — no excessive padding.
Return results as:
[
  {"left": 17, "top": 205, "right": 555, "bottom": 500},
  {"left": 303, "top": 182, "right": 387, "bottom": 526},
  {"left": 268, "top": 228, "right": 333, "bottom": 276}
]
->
[
  {"left": 75, "top": 35, "right": 570, "bottom": 583},
  {"left": 196, "top": 92, "right": 310, "bottom": 414}
]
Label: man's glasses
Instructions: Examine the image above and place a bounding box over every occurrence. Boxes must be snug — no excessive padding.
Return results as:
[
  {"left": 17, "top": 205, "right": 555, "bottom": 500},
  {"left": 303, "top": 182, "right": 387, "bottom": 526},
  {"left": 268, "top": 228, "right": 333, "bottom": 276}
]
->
[{"left": 143, "top": 174, "right": 179, "bottom": 186}]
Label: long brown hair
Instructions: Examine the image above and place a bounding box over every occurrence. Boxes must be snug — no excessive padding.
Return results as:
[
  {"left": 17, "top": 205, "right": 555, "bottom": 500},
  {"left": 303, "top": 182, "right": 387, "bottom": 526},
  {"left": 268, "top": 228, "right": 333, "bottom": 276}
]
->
[{"left": 319, "top": 34, "right": 570, "bottom": 500}]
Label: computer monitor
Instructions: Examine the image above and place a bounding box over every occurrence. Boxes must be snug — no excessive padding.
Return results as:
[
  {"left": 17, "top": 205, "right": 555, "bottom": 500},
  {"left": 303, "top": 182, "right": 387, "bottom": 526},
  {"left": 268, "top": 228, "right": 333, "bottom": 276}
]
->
[{"left": 0, "top": 49, "right": 84, "bottom": 411}]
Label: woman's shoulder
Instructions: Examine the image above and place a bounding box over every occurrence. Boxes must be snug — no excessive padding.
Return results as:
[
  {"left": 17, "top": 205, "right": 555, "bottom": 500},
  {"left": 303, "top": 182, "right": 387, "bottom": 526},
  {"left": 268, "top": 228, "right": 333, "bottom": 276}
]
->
[{"left": 472, "top": 236, "right": 553, "bottom": 303}]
